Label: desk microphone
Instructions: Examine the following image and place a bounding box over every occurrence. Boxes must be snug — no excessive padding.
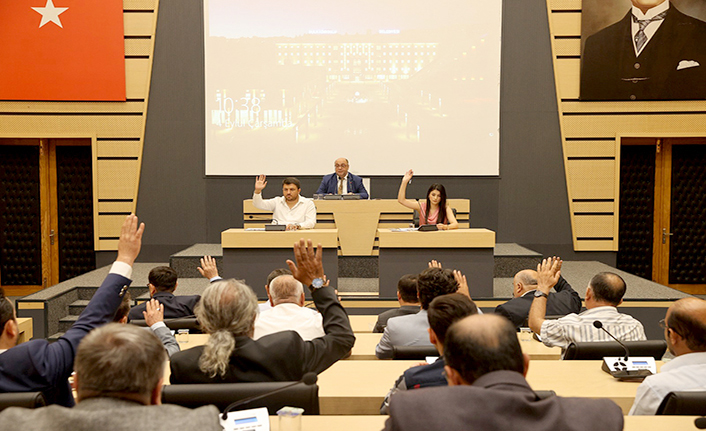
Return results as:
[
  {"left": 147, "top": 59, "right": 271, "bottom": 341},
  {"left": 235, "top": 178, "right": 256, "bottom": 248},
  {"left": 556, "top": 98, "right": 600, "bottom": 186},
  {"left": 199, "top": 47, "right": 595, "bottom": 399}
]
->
[
  {"left": 593, "top": 320, "right": 629, "bottom": 361},
  {"left": 221, "top": 372, "right": 318, "bottom": 420},
  {"left": 695, "top": 417, "right": 706, "bottom": 429}
]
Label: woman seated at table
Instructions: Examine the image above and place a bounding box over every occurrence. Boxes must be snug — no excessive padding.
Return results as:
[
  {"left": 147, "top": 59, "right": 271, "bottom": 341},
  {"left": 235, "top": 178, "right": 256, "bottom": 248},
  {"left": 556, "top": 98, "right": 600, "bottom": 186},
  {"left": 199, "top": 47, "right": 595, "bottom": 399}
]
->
[{"left": 397, "top": 169, "right": 458, "bottom": 230}]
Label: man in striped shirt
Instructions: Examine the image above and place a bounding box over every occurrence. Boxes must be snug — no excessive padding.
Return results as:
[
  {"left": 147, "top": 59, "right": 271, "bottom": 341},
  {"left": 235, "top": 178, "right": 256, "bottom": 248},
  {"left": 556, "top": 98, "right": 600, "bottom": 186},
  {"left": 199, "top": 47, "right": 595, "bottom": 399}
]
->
[{"left": 528, "top": 257, "right": 646, "bottom": 351}]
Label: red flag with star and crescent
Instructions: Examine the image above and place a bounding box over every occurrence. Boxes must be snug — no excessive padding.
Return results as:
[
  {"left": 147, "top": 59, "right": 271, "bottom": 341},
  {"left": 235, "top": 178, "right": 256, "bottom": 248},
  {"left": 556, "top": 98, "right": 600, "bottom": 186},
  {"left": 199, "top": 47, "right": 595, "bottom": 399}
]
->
[{"left": 0, "top": 0, "right": 125, "bottom": 101}]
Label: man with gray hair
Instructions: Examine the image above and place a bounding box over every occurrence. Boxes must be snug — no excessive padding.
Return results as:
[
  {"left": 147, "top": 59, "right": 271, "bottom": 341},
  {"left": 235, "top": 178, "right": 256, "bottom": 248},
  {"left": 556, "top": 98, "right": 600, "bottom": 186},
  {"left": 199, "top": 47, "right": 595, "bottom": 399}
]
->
[
  {"left": 169, "top": 239, "right": 354, "bottom": 384},
  {"left": 0, "top": 324, "right": 222, "bottom": 431},
  {"left": 254, "top": 274, "right": 325, "bottom": 340}
]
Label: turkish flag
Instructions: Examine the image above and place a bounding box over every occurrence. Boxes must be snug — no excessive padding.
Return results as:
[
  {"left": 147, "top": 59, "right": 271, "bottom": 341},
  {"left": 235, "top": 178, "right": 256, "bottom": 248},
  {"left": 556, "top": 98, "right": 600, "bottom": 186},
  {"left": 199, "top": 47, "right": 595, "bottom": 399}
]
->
[{"left": 0, "top": 0, "right": 125, "bottom": 101}]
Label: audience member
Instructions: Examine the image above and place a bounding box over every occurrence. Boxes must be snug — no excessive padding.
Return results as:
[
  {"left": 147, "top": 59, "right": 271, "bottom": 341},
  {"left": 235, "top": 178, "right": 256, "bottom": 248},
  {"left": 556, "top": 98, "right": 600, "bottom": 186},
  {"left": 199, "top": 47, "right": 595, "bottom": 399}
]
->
[
  {"left": 529, "top": 257, "right": 646, "bottom": 351},
  {"left": 380, "top": 293, "right": 478, "bottom": 414},
  {"left": 374, "top": 274, "right": 420, "bottom": 333},
  {"left": 169, "top": 239, "right": 354, "bottom": 383},
  {"left": 375, "top": 265, "right": 463, "bottom": 359},
  {"left": 0, "top": 215, "right": 144, "bottom": 406},
  {"left": 630, "top": 297, "right": 706, "bottom": 415},
  {"left": 316, "top": 157, "right": 369, "bottom": 198},
  {"left": 0, "top": 324, "right": 221, "bottom": 431},
  {"left": 383, "top": 314, "right": 624, "bottom": 430},
  {"left": 111, "top": 293, "right": 180, "bottom": 358},
  {"left": 495, "top": 269, "right": 581, "bottom": 328},
  {"left": 253, "top": 274, "right": 324, "bottom": 340},
  {"left": 253, "top": 175, "right": 316, "bottom": 230},
  {"left": 127, "top": 266, "right": 199, "bottom": 321}
]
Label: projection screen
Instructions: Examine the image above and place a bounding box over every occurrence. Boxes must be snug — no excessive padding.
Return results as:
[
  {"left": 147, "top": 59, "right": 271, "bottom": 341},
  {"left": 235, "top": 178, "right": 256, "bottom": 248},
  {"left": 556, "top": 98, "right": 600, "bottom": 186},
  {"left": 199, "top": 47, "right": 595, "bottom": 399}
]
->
[{"left": 204, "top": 0, "right": 502, "bottom": 176}]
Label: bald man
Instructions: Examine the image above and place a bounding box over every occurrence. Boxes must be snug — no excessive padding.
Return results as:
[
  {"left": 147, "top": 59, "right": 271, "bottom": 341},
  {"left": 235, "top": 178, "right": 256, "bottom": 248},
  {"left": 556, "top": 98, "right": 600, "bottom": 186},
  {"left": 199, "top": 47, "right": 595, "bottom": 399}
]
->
[
  {"left": 383, "top": 314, "right": 623, "bottom": 430},
  {"left": 629, "top": 297, "right": 706, "bottom": 415},
  {"left": 495, "top": 269, "right": 581, "bottom": 328},
  {"left": 316, "top": 158, "right": 369, "bottom": 199}
]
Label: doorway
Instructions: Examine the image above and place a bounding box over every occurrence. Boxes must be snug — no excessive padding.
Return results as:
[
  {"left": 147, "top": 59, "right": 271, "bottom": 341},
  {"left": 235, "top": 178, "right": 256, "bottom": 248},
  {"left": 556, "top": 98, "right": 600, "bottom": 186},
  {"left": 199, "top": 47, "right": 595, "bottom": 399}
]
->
[
  {"left": 0, "top": 138, "right": 95, "bottom": 296},
  {"left": 617, "top": 138, "right": 706, "bottom": 294}
]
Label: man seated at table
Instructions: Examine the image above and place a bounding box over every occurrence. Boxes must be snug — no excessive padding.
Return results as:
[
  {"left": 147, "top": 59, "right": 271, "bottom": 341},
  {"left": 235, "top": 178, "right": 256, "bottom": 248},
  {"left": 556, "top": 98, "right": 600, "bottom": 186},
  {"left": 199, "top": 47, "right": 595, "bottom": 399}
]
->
[
  {"left": 374, "top": 274, "right": 420, "bottom": 333},
  {"left": 114, "top": 293, "right": 180, "bottom": 357},
  {"left": 629, "top": 297, "right": 706, "bottom": 415},
  {"left": 0, "top": 215, "right": 143, "bottom": 407},
  {"left": 380, "top": 293, "right": 478, "bottom": 414},
  {"left": 169, "top": 239, "right": 355, "bottom": 383},
  {"left": 316, "top": 157, "right": 369, "bottom": 199},
  {"left": 495, "top": 269, "right": 581, "bottom": 328},
  {"left": 529, "top": 257, "right": 646, "bottom": 352},
  {"left": 0, "top": 323, "right": 222, "bottom": 431},
  {"left": 253, "top": 274, "right": 324, "bottom": 341},
  {"left": 128, "top": 266, "right": 199, "bottom": 321},
  {"left": 383, "top": 314, "right": 624, "bottom": 430},
  {"left": 253, "top": 175, "right": 316, "bottom": 230},
  {"left": 375, "top": 267, "right": 462, "bottom": 359}
]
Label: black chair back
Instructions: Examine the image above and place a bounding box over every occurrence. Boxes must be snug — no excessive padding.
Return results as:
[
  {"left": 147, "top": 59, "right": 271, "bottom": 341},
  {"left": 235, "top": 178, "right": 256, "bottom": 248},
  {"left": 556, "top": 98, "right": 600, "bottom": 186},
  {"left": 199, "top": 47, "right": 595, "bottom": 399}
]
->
[
  {"left": 656, "top": 391, "right": 706, "bottom": 415},
  {"left": 130, "top": 318, "right": 203, "bottom": 334},
  {"left": 0, "top": 392, "right": 47, "bottom": 412},
  {"left": 563, "top": 340, "right": 667, "bottom": 360},
  {"left": 162, "top": 382, "right": 319, "bottom": 415},
  {"left": 392, "top": 345, "right": 439, "bottom": 360}
]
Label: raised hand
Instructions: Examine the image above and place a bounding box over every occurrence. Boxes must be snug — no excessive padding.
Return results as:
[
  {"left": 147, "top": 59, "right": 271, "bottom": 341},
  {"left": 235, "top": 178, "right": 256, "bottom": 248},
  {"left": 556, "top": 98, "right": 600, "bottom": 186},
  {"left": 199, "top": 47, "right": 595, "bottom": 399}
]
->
[
  {"left": 254, "top": 174, "right": 268, "bottom": 193},
  {"left": 453, "top": 270, "right": 471, "bottom": 299},
  {"left": 197, "top": 255, "right": 219, "bottom": 279},
  {"left": 536, "top": 256, "right": 562, "bottom": 294},
  {"left": 428, "top": 260, "right": 442, "bottom": 269},
  {"left": 286, "top": 239, "right": 324, "bottom": 288},
  {"left": 402, "top": 169, "right": 414, "bottom": 183},
  {"left": 143, "top": 299, "right": 164, "bottom": 326},
  {"left": 116, "top": 214, "right": 145, "bottom": 266}
]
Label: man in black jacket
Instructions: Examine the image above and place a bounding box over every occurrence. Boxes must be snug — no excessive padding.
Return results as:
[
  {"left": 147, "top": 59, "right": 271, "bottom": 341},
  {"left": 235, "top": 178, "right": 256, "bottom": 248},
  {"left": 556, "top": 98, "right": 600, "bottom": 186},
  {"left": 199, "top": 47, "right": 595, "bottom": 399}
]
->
[
  {"left": 495, "top": 267, "right": 581, "bottom": 328},
  {"left": 128, "top": 266, "right": 199, "bottom": 321}
]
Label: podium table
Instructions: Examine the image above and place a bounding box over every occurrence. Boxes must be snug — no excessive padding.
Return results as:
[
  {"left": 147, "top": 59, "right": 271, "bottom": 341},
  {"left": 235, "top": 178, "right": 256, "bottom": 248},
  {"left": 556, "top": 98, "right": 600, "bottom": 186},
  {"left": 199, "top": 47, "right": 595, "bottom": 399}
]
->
[
  {"left": 377, "top": 228, "right": 496, "bottom": 299},
  {"left": 221, "top": 229, "right": 338, "bottom": 299}
]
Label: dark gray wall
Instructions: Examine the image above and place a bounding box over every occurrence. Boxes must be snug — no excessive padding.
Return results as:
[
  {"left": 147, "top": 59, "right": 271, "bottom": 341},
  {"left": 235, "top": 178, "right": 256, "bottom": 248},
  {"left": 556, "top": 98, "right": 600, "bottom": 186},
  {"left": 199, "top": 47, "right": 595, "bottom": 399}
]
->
[{"left": 136, "top": 0, "right": 616, "bottom": 265}]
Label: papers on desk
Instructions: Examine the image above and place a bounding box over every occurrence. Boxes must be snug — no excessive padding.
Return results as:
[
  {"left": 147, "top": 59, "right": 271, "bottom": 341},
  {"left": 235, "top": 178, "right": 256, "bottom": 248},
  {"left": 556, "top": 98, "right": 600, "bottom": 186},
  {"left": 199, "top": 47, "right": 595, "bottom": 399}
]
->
[
  {"left": 245, "top": 228, "right": 266, "bottom": 231},
  {"left": 390, "top": 228, "right": 417, "bottom": 232}
]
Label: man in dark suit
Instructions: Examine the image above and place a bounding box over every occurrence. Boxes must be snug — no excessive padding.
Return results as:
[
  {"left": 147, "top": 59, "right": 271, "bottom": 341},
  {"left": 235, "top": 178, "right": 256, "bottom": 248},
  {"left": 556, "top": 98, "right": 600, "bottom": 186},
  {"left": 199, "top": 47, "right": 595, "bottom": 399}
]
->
[
  {"left": 374, "top": 274, "right": 420, "bottom": 333},
  {"left": 128, "top": 266, "right": 199, "bottom": 321},
  {"left": 169, "top": 239, "right": 355, "bottom": 384},
  {"left": 383, "top": 314, "right": 624, "bottom": 431},
  {"left": 316, "top": 157, "right": 369, "bottom": 199},
  {"left": 581, "top": 0, "right": 706, "bottom": 100},
  {"left": 0, "top": 323, "right": 222, "bottom": 431},
  {"left": 0, "top": 215, "right": 144, "bottom": 407},
  {"left": 495, "top": 270, "right": 581, "bottom": 328}
]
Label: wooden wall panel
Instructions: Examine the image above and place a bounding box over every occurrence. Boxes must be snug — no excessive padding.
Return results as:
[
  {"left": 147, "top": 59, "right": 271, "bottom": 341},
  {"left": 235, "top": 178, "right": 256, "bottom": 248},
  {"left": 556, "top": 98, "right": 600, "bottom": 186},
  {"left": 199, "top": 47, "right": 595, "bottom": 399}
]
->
[
  {"left": 551, "top": 13, "right": 581, "bottom": 36},
  {"left": 96, "top": 160, "right": 140, "bottom": 200},
  {"left": 567, "top": 160, "right": 616, "bottom": 199}
]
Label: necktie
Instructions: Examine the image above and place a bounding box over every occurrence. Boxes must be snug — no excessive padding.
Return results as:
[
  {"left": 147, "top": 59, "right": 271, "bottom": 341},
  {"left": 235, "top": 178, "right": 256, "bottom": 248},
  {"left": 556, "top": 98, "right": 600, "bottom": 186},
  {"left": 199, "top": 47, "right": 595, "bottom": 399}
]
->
[
  {"left": 633, "top": 11, "right": 667, "bottom": 53},
  {"left": 338, "top": 178, "right": 343, "bottom": 194}
]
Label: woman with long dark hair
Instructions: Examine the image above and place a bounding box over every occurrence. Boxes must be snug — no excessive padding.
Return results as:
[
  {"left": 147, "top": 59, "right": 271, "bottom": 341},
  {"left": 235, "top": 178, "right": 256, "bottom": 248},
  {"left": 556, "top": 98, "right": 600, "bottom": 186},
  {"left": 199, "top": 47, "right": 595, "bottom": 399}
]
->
[{"left": 397, "top": 169, "right": 458, "bottom": 230}]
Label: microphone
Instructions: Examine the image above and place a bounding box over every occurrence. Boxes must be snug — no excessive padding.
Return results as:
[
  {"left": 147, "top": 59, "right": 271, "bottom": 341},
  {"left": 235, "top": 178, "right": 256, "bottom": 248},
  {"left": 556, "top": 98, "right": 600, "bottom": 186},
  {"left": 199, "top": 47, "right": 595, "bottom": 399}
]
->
[
  {"left": 593, "top": 320, "right": 630, "bottom": 361},
  {"left": 221, "top": 372, "right": 318, "bottom": 419},
  {"left": 695, "top": 417, "right": 706, "bottom": 429}
]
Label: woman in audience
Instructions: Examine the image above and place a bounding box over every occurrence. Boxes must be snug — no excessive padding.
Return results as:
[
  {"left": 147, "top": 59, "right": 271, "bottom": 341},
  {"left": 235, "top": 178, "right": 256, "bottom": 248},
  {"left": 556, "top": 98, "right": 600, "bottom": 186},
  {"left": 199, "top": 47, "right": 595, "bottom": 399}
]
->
[{"left": 397, "top": 169, "right": 458, "bottom": 230}]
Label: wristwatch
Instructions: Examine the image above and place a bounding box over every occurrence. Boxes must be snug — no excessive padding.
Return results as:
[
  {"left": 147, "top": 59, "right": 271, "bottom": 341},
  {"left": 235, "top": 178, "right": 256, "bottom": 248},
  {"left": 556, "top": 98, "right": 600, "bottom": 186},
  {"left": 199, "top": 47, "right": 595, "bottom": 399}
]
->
[
  {"left": 309, "top": 277, "right": 324, "bottom": 292},
  {"left": 534, "top": 290, "right": 548, "bottom": 299}
]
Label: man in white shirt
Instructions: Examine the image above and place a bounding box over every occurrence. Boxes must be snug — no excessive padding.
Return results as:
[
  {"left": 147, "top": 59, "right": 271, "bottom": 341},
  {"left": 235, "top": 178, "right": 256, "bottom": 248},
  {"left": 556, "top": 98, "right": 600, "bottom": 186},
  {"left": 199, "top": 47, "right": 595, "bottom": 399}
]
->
[
  {"left": 253, "top": 175, "right": 316, "bottom": 230},
  {"left": 529, "top": 257, "right": 646, "bottom": 352},
  {"left": 253, "top": 274, "right": 324, "bottom": 340},
  {"left": 629, "top": 297, "right": 706, "bottom": 415}
]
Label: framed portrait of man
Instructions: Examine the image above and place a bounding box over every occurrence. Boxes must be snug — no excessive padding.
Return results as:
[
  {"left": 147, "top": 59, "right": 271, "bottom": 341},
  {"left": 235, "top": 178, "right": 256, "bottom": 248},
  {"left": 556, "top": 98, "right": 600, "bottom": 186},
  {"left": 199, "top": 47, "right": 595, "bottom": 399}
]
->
[{"left": 580, "top": 0, "right": 706, "bottom": 101}]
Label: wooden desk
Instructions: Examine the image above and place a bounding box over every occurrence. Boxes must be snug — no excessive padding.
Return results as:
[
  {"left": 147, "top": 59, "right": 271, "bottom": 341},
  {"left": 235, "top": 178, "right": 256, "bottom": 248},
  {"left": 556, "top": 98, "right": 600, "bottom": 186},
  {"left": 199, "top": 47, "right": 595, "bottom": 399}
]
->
[
  {"left": 17, "top": 317, "right": 33, "bottom": 343},
  {"left": 377, "top": 228, "right": 496, "bottom": 298},
  {"left": 243, "top": 199, "right": 470, "bottom": 256},
  {"left": 221, "top": 229, "right": 338, "bottom": 299},
  {"left": 265, "top": 416, "right": 702, "bottom": 431},
  {"left": 349, "top": 315, "right": 376, "bottom": 333}
]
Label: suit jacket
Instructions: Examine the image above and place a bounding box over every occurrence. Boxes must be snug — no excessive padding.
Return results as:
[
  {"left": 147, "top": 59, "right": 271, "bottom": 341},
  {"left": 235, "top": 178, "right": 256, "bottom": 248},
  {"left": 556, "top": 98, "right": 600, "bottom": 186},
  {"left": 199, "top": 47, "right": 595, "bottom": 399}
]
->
[
  {"left": 581, "top": 4, "right": 706, "bottom": 100},
  {"left": 0, "top": 272, "right": 130, "bottom": 407},
  {"left": 495, "top": 276, "right": 582, "bottom": 328},
  {"left": 373, "top": 305, "right": 420, "bottom": 333},
  {"left": 128, "top": 291, "right": 200, "bottom": 321},
  {"left": 169, "top": 287, "right": 355, "bottom": 383},
  {"left": 0, "top": 397, "right": 222, "bottom": 431},
  {"left": 383, "top": 370, "right": 624, "bottom": 431},
  {"left": 316, "top": 173, "right": 369, "bottom": 199},
  {"left": 375, "top": 310, "right": 432, "bottom": 359}
]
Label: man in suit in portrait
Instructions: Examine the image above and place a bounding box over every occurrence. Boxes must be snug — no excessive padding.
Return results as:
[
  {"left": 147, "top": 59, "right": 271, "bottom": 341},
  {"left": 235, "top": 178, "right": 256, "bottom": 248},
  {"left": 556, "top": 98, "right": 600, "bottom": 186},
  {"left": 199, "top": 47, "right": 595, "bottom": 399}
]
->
[
  {"left": 495, "top": 269, "right": 581, "bottom": 328},
  {"left": 0, "top": 323, "right": 222, "bottom": 431},
  {"left": 383, "top": 314, "right": 624, "bottom": 431},
  {"left": 316, "top": 157, "right": 369, "bottom": 199},
  {"left": 0, "top": 215, "right": 144, "bottom": 407},
  {"left": 581, "top": 0, "right": 706, "bottom": 100},
  {"left": 128, "top": 266, "right": 200, "bottom": 321}
]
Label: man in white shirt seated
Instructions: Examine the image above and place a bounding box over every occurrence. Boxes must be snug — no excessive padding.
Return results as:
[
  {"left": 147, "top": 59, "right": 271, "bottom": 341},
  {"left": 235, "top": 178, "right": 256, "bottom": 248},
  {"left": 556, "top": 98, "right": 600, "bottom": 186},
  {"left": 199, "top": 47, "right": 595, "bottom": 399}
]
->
[
  {"left": 529, "top": 257, "right": 646, "bottom": 352},
  {"left": 629, "top": 297, "right": 706, "bottom": 415},
  {"left": 252, "top": 175, "right": 316, "bottom": 230},
  {"left": 253, "top": 274, "right": 325, "bottom": 340}
]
